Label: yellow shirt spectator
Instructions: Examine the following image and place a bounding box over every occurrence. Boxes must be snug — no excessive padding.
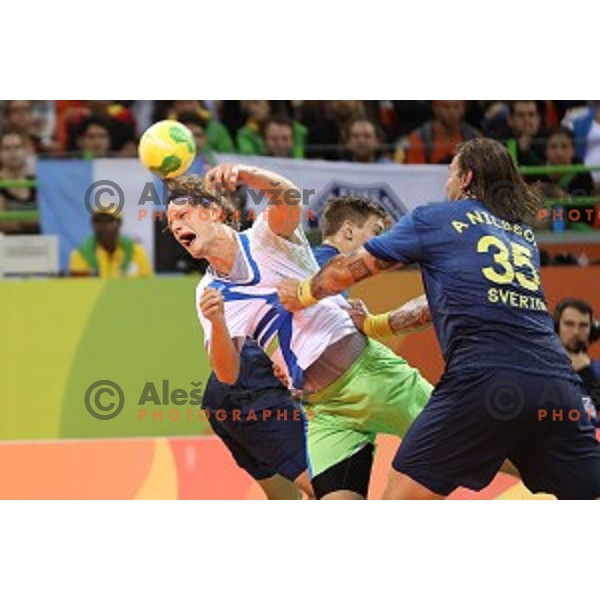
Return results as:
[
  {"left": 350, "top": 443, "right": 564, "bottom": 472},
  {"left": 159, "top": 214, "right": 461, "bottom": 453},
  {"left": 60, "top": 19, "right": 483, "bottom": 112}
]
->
[{"left": 70, "top": 238, "right": 153, "bottom": 279}]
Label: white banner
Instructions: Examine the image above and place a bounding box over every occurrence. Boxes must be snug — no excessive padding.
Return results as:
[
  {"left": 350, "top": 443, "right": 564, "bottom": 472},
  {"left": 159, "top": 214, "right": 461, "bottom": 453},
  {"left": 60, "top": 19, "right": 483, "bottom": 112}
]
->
[
  {"left": 40, "top": 157, "right": 448, "bottom": 271},
  {"left": 216, "top": 153, "right": 449, "bottom": 225}
]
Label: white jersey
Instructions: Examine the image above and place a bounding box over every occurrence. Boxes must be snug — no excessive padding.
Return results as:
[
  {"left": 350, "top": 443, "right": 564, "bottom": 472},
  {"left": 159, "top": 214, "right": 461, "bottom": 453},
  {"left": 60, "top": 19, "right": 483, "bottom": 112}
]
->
[{"left": 196, "top": 216, "right": 356, "bottom": 389}]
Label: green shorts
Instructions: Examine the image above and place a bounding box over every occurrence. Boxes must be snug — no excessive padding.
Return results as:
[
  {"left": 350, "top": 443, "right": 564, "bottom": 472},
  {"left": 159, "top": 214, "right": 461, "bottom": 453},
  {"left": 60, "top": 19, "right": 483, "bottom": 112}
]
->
[{"left": 305, "top": 338, "right": 433, "bottom": 478}]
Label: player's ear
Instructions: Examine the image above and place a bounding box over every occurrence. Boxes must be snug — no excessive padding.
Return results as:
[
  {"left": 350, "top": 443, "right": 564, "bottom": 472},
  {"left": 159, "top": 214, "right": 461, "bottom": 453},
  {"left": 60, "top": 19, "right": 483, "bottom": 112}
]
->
[
  {"left": 343, "top": 220, "right": 354, "bottom": 241},
  {"left": 461, "top": 169, "right": 474, "bottom": 192}
]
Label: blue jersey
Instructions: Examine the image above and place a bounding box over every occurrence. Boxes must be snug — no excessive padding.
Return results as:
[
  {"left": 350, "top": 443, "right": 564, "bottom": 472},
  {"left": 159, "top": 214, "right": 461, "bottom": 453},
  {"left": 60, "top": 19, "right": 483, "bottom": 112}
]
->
[
  {"left": 364, "top": 199, "right": 575, "bottom": 380},
  {"left": 312, "top": 243, "right": 340, "bottom": 267}
]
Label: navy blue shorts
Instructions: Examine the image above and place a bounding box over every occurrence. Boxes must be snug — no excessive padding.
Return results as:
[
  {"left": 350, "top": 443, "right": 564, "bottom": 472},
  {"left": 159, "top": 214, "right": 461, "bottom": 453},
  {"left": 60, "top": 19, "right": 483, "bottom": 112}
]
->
[
  {"left": 204, "top": 386, "right": 308, "bottom": 482},
  {"left": 393, "top": 369, "right": 600, "bottom": 499}
]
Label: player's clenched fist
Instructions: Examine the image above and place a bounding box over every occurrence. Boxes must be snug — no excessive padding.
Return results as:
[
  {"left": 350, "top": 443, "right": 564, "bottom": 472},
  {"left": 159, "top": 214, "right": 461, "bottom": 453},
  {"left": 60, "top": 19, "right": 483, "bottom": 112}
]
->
[
  {"left": 276, "top": 278, "right": 305, "bottom": 312},
  {"left": 200, "top": 288, "right": 226, "bottom": 323},
  {"left": 205, "top": 164, "right": 242, "bottom": 192}
]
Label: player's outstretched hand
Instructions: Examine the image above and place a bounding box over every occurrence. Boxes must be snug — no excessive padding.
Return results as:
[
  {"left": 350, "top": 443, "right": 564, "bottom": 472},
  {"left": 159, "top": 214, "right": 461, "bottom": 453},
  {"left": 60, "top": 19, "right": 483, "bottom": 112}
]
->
[
  {"left": 277, "top": 278, "right": 305, "bottom": 312},
  {"left": 346, "top": 298, "right": 370, "bottom": 333},
  {"left": 200, "top": 288, "right": 226, "bottom": 323},
  {"left": 205, "top": 164, "right": 242, "bottom": 193}
]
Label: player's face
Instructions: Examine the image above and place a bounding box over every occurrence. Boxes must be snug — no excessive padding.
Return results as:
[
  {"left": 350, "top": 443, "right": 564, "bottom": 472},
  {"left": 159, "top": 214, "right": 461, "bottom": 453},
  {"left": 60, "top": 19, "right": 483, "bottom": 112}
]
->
[
  {"left": 446, "top": 156, "right": 470, "bottom": 201},
  {"left": 349, "top": 215, "right": 386, "bottom": 251},
  {"left": 167, "top": 200, "right": 219, "bottom": 259},
  {"left": 559, "top": 307, "right": 591, "bottom": 352}
]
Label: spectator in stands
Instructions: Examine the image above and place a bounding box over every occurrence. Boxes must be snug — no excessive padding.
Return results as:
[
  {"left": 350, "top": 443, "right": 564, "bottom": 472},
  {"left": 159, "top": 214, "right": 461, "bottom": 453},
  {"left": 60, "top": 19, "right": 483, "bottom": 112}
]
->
[
  {"left": 543, "top": 127, "right": 595, "bottom": 196},
  {"left": 554, "top": 298, "right": 600, "bottom": 413},
  {"left": 169, "top": 100, "right": 235, "bottom": 154},
  {"left": 263, "top": 116, "right": 295, "bottom": 158},
  {"left": 403, "top": 100, "right": 479, "bottom": 164},
  {"left": 386, "top": 101, "right": 432, "bottom": 139},
  {"left": 61, "top": 101, "right": 137, "bottom": 156},
  {"left": 505, "top": 101, "right": 546, "bottom": 166},
  {"left": 564, "top": 101, "right": 600, "bottom": 185},
  {"left": 537, "top": 128, "right": 596, "bottom": 230},
  {"left": 304, "top": 100, "right": 368, "bottom": 160},
  {"left": 178, "top": 111, "right": 218, "bottom": 167},
  {"left": 237, "top": 100, "right": 271, "bottom": 155},
  {"left": 3, "top": 101, "right": 39, "bottom": 155},
  {"left": 238, "top": 103, "right": 307, "bottom": 158},
  {"left": 69, "top": 208, "right": 153, "bottom": 278},
  {"left": 76, "top": 116, "right": 112, "bottom": 158},
  {"left": 343, "top": 118, "right": 391, "bottom": 163},
  {"left": 0, "top": 130, "right": 39, "bottom": 233}
]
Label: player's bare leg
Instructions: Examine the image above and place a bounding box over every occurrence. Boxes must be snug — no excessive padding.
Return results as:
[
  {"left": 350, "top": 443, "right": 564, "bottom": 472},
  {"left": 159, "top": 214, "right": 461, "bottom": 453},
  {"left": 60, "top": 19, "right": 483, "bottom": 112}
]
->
[
  {"left": 382, "top": 469, "right": 445, "bottom": 500},
  {"left": 257, "top": 475, "right": 303, "bottom": 500}
]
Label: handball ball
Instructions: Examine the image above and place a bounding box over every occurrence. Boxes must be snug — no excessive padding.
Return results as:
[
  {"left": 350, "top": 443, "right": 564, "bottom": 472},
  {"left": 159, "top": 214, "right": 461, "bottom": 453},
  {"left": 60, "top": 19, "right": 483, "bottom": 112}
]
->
[{"left": 138, "top": 120, "right": 196, "bottom": 179}]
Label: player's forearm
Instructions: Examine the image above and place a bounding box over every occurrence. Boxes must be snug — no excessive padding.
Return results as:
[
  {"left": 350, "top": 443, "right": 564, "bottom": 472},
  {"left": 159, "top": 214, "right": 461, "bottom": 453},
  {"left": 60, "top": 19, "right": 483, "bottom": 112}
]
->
[
  {"left": 209, "top": 320, "right": 240, "bottom": 385},
  {"left": 309, "top": 251, "right": 393, "bottom": 300},
  {"left": 306, "top": 255, "right": 358, "bottom": 300},
  {"left": 237, "top": 165, "right": 299, "bottom": 206},
  {"left": 237, "top": 165, "right": 301, "bottom": 235},
  {"left": 388, "top": 294, "right": 432, "bottom": 334},
  {"left": 281, "top": 248, "right": 398, "bottom": 312}
]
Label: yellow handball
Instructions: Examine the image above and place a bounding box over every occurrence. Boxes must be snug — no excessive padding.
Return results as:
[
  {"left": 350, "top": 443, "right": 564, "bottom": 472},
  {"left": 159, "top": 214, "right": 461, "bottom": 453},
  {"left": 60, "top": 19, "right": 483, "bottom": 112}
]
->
[{"left": 138, "top": 120, "right": 196, "bottom": 179}]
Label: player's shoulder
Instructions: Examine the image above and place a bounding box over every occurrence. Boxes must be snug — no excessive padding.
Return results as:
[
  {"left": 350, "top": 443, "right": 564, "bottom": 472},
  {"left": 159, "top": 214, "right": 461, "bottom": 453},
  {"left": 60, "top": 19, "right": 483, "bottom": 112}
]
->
[
  {"left": 312, "top": 243, "right": 339, "bottom": 268},
  {"left": 412, "top": 199, "right": 480, "bottom": 225}
]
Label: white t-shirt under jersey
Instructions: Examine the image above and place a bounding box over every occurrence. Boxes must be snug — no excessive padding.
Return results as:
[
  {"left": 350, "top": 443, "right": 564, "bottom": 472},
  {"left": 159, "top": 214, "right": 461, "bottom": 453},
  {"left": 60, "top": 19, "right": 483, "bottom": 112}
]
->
[{"left": 196, "top": 217, "right": 356, "bottom": 389}]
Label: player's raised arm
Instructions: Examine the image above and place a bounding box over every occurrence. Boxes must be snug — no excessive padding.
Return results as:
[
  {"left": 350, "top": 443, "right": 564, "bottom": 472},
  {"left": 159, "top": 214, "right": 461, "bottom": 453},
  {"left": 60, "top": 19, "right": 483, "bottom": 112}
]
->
[
  {"left": 277, "top": 246, "right": 400, "bottom": 312},
  {"left": 205, "top": 163, "right": 301, "bottom": 238},
  {"left": 200, "top": 288, "right": 241, "bottom": 385}
]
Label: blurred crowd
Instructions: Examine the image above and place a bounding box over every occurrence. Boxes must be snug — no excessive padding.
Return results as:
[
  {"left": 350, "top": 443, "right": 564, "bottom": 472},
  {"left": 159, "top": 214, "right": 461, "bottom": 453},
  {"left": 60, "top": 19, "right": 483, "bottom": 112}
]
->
[
  {"left": 1, "top": 100, "right": 599, "bottom": 234},
  {"left": 0, "top": 100, "right": 599, "bottom": 167}
]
